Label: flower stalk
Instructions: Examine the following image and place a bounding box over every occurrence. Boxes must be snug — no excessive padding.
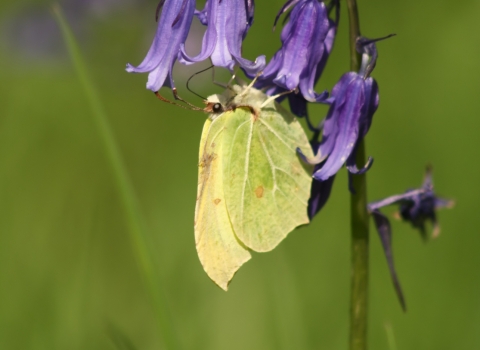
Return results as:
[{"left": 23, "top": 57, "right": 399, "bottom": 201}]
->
[{"left": 347, "top": 0, "right": 369, "bottom": 350}]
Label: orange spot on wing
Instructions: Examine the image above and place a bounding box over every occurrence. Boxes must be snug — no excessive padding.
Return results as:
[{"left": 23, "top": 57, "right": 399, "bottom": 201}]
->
[
  {"left": 255, "top": 186, "right": 264, "bottom": 198},
  {"left": 213, "top": 198, "right": 222, "bottom": 205}
]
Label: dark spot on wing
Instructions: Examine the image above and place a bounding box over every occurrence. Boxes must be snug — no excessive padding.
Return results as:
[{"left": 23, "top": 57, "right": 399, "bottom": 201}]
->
[{"left": 200, "top": 152, "right": 216, "bottom": 168}]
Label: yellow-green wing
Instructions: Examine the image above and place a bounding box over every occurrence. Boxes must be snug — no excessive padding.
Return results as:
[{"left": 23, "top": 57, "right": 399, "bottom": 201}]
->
[
  {"left": 223, "top": 106, "right": 314, "bottom": 252},
  {"left": 194, "top": 114, "right": 251, "bottom": 290}
]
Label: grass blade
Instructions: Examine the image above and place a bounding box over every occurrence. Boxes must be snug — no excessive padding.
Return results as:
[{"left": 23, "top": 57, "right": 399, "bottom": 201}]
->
[{"left": 52, "top": 5, "right": 178, "bottom": 349}]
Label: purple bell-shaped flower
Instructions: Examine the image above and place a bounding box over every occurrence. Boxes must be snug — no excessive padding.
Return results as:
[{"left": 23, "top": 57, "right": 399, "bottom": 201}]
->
[
  {"left": 256, "top": 0, "right": 338, "bottom": 106},
  {"left": 179, "top": 0, "right": 265, "bottom": 76},
  {"left": 126, "top": 0, "right": 196, "bottom": 92}
]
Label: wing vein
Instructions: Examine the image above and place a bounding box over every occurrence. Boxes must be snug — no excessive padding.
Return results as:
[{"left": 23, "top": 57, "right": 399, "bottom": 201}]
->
[
  {"left": 257, "top": 130, "right": 290, "bottom": 241},
  {"left": 240, "top": 119, "right": 254, "bottom": 227},
  {"left": 273, "top": 167, "right": 309, "bottom": 203},
  {"left": 259, "top": 118, "right": 297, "bottom": 153},
  {"left": 274, "top": 186, "right": 298, "bottom": 224},
  {"left": 257, "top": 125, "right": 277, "bottom": 186}
]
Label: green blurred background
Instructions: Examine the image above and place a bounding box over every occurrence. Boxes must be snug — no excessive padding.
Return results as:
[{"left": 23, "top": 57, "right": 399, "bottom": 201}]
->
[{"left": 0, "top": 0, "right": 479, "bottom": 349}]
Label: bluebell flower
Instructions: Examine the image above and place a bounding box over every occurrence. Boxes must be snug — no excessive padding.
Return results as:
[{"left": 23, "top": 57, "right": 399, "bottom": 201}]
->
[
  {"left": 302, "top": 71, "right": 378, "bottom": 181},
  {"left": 368, "top": 167, "right": 454, "bottom": 310},
  {"left": 369, "top": 166, "right": 454, "bottom": 240},
  {"left": 306, "top": 71, "right": 377, "bottom": 219},
  {"left": 261, "top": 8, "right": 338, "bottom": 126},
  {"left": 306, "top": 35, "right": 396, "bottom": 220},
  {"left": 126, "top": 0, "right": 196, "bottom": 92},
  {"left": 179, "top": 0, "right": 265, "bottom": 76},
  {"left": 255, "top": 0, "right": 337, "bottom": 105},
  {"left": 299, "top": 35, "right": 386, "bottom": 182}
]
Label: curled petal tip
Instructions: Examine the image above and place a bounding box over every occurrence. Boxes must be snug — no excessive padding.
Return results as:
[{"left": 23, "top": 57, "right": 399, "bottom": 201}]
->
[
  {"left": 347, "top": 156, "right": 374, "bottom": 175},
  {"left": 125, "top": 63, "right": 135, "bottom": 73},
  {"left": 297, "top": 147, "right": 327, "bottom": 165},
  {"left": 315, "top": 90, "right": 330, "bottom": 102}
]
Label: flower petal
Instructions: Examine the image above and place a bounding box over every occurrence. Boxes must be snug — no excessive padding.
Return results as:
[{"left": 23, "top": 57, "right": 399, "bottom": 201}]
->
[
  {"left": 256, "top": 0, "right": 333, "bottom": 103},
  {"left": 308, "top": 175, "right": 335, "bottom": 220},
  {"left": 126, "top": 0, "right": 195, "bottom": 91},
  {"left": 273, "top": 1, "right": 328, "bottom": 90},
  {"left": 369, "top": 167, "right": 453, "bottom": 240},
  {"left": 297, "top": 15, "right": 332, "bottom": 102},
  {"left": 371, "top": 209, "right": 406, "bottom": 311},
  {"left": 180, "top": 0, "right": 264, "bottom": 73},
  {"left": 226, "top": 0, "right": 265, "bottom": 73},
  {"left": 314, "top": 75, "right": 365, "bottom": 181},
  {"left": 179, "top": 0, "right": 217, "bottom": 65},
  {"left": 368, "top": 189, "right": 425, "bottom": 212},
  {"left": 346, "top": 156, "right": 374, "bottom": 175}
]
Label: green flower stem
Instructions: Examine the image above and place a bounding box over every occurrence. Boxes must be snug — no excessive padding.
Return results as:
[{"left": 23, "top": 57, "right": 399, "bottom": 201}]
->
[
  {"left": 346, "top": 1, "right": 370, "bottom": 350},
  {"left": 53, "top": 6, "right": 178, "bottom": 350}
]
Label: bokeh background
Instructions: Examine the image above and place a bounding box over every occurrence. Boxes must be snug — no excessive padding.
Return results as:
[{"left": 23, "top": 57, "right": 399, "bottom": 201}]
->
[{"left": 0, "top": 0, "right": 479, "bottom": 349}]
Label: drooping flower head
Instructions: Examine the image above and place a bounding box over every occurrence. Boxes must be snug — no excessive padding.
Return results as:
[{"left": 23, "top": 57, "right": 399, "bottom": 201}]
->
[
  {"left": 179, "top": 0, "right": 265, "bottom": 76},
  {"left": 369, "top": 166, "right": 454, "bottom": 240},
  {"left": 306, "top": 34, "right": 395, "bottom": 219},
  {"left": 308, "top": 71, "right": 378, "bottom": 181},
  {"left": 126, "top": 0, "right": 196, "bottom": 92},
  {"left": 255, "top": 0, "right": 339, "bottom": 109},
  {"left": 368, "top": 167, "right": 454, "bottom": 310},
  {"left": 300, "top": 35, "right": 392, "bottom": 183}
]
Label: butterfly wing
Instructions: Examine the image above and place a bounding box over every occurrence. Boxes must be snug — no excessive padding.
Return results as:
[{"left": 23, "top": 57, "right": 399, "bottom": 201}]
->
[
  {"left": 194, "top": 114, "right": 251, "bottom": 290},
  {"left": 223, "top": 104, "right": 314, "bottom": 252}
]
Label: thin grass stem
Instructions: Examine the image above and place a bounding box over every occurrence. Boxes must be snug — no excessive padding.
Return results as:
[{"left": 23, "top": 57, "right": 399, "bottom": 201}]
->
[{"left": 52, "top": 5, "right": 178, "bottom": 349}]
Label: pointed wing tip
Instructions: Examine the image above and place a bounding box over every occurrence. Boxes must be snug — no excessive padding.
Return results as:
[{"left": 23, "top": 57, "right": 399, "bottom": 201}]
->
[
  {"left": 207, "top": 271, "right": 234, "bottom": 292},
  {"left": 203, "top": 254, "right": 252, "bottom": 292},
  {"left": 217, "top": 281, "right": 229, "bottom": 291},
  {"left": 209, "top": 268, "right": 243, "bottom": 292}
]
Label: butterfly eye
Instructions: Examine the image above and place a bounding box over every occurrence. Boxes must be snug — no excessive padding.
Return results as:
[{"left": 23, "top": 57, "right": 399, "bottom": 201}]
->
[{"left": 212, "top": 103, "right": 223, "bottom": 113}]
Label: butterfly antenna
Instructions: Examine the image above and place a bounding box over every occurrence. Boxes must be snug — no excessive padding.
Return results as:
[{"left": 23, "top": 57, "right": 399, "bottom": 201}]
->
[
  {"left": 211, "top": 66, "right": 229, "bottom": 88},
  {"left": 172, "top": 88, "right": 204, "bottom": 110},
  {"left": 154, "top": 91, "right": 203, "bottom": 111},
  {"left": 187, "top": 65, "right": 214, "bottom": 100}
]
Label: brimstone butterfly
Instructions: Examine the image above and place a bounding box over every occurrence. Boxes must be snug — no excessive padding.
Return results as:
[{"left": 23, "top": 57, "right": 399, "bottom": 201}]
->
[{"left": 195, "top": 83, "right": 314, "bottom": 290}]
